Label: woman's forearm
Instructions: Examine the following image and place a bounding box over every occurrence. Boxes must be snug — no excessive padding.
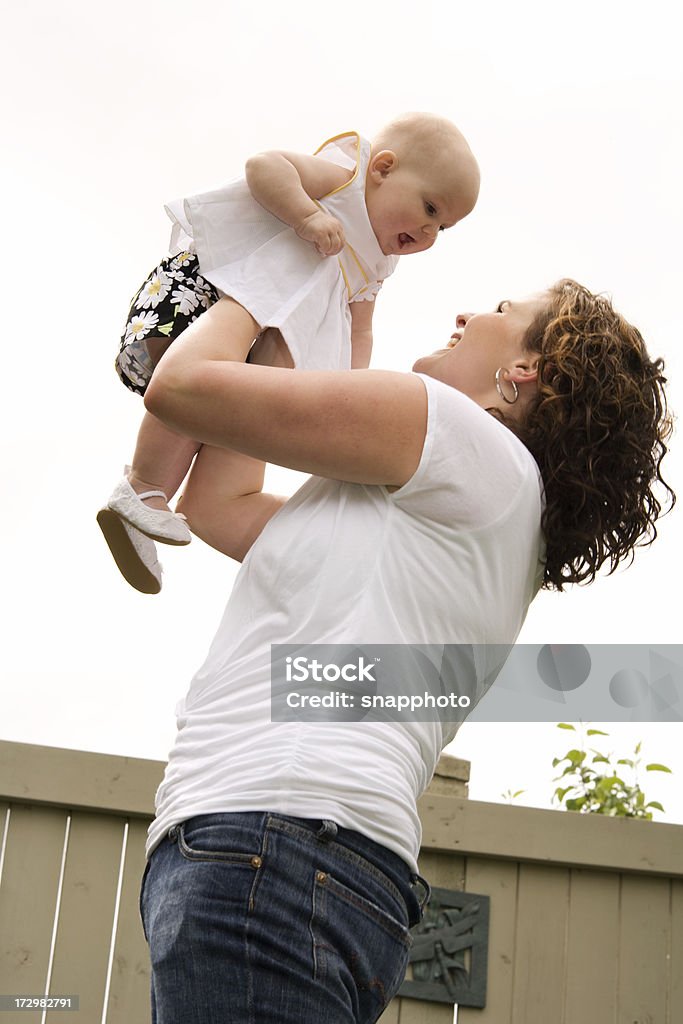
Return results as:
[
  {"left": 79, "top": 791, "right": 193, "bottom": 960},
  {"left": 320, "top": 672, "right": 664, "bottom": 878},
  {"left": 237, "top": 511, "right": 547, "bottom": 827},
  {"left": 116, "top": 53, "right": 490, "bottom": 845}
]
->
[
  {"left": 180, "top": 490, "right": 287, "bottom": 562},
  {"left": 145, "top": 298, "right": 427, "bottom": 487}
]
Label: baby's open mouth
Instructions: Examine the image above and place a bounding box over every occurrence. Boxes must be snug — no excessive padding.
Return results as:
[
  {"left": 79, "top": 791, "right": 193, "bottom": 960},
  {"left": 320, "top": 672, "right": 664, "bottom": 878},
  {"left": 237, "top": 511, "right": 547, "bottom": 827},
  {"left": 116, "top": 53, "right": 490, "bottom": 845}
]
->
[{"left": 399, "top": 233, "right": 414, "bottom": 248}]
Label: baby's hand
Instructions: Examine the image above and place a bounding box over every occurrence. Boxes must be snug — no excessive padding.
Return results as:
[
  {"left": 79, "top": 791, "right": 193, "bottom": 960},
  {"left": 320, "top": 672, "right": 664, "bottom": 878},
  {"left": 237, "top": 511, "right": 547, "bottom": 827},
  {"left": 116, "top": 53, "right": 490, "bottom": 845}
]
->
[{"left": 296, "top": 210, "right": 345, "bottom": 256}]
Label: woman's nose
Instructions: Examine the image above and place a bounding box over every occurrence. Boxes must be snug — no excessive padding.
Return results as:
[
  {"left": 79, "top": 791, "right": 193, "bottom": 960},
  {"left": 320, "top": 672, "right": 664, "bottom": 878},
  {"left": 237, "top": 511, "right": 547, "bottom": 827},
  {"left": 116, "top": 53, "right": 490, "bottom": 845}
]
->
[{"left": 455, "top": 312, "right": 473, "bottom": 328}]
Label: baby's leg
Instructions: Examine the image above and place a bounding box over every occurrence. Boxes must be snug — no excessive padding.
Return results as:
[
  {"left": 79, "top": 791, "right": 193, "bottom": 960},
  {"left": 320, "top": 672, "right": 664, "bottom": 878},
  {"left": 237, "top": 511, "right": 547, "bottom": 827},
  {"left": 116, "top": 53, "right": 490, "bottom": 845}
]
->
[
  {"left": 101, "top": 299, "right": 284, "bottom": 586},
  {"left": 248, "top": 326, "right": 295, "bottom": 369},
  {"left": 175, "top": 325, "right": 293, "bottom": 560},
  {"left": 126, "top": 299, "right": 264, "bottom": 511},
  {"left": 126, "top": 411, "right": 201, "bottom": 512}
]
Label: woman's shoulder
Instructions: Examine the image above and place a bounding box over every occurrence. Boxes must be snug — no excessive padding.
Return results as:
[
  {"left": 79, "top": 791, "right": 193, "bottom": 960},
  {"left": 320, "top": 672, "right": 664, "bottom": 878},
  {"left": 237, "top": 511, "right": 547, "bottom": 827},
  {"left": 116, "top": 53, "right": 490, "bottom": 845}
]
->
[{"left": 405, "top": 374, "right": 543, "bottom": 508}]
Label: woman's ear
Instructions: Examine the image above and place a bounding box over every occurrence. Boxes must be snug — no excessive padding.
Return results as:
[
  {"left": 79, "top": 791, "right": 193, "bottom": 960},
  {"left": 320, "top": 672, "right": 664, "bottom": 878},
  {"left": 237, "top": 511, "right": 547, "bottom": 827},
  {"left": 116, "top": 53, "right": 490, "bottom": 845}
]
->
[
  {"left": 368, "top": 149, "right": 398, "bottom": 182},
  {"left": 507, "top": 358, "right": 539, "bottom": 386}
]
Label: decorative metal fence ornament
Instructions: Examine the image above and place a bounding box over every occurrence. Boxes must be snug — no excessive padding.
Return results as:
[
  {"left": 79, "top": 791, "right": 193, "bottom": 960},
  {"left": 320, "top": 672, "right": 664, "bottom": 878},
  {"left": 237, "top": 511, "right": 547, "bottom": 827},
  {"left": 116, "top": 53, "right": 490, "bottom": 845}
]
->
[{"left": 399, "top": 887, "right": 490, "bottom": 1008}]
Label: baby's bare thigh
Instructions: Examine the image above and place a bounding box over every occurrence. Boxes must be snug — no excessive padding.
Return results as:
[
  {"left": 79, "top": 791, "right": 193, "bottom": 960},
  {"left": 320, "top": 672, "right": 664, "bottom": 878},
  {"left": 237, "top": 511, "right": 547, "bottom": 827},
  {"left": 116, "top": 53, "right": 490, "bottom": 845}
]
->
[{"left": 249, "top": 328, "right": 294, "bottom": 368}]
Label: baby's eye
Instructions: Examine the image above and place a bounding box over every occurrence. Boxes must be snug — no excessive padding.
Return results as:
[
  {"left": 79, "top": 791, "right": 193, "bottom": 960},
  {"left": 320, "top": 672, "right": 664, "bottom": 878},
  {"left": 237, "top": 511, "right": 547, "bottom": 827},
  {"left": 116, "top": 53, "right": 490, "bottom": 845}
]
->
[{"left": 425, "top": 201, "right": 437, "bottom": 216}]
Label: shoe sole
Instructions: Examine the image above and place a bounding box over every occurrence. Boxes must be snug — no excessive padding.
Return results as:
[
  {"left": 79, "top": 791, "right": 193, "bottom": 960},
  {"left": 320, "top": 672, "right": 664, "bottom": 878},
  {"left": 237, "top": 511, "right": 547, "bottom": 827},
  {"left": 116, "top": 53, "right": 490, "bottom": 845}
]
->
[
  {"left": 112, "top": 508, "right": 192, "bottom": 546},
  {"left": 97, "top": 508, "right": 161, "bottom": 594}
]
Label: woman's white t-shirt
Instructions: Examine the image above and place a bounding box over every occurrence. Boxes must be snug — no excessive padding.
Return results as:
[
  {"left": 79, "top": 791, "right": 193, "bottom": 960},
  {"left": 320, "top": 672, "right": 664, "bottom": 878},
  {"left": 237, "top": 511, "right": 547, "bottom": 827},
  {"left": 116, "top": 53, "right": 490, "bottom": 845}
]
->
[{"left": 147, "top": 374, "right": 546, "bottom": 871}]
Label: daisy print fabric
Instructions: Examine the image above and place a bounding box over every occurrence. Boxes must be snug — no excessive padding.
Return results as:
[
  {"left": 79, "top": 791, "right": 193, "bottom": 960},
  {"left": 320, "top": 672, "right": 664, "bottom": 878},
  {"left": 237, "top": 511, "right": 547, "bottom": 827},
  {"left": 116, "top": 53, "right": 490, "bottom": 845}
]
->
[{"left": 116, "top": 252, "right": 220, "bottom": 395}]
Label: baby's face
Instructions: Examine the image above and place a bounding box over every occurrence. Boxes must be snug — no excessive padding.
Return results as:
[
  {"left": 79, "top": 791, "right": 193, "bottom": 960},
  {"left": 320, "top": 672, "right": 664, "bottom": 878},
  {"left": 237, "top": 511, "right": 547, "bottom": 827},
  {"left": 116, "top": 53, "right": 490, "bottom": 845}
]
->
[{"left": 365, "top": 154, "right": 478, "bottom": 257}]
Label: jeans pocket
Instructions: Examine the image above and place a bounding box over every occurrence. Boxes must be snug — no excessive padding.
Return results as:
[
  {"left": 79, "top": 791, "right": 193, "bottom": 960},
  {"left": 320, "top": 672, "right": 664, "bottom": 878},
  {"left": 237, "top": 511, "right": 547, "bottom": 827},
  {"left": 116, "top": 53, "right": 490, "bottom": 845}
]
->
[
  {"left": 311, "top": 869, "right": 412, "bottom": 1020},
  {"left": 177, "top": 820, "right": 263, "bottom": 866}
]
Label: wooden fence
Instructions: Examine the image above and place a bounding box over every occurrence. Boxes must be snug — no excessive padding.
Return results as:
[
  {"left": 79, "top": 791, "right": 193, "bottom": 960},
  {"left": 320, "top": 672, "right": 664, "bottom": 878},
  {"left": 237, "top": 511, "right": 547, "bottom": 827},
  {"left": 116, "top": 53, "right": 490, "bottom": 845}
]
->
[{"left": 1, "top": 740, "right": 682, "bottom": 1023}]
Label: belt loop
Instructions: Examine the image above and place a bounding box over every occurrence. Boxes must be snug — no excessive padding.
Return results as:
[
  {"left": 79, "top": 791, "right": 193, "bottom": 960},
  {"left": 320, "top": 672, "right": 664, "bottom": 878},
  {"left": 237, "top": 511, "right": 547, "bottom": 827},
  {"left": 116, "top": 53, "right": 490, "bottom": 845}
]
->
[
  {"left": 410, "top": 872, "right": 431, "bottom": 913},
  {"left": 315, "top": 819, "right": 339, "bottom": 843},
  {"left": 168, "top": 824, "right": 180, "bottom": 843}
]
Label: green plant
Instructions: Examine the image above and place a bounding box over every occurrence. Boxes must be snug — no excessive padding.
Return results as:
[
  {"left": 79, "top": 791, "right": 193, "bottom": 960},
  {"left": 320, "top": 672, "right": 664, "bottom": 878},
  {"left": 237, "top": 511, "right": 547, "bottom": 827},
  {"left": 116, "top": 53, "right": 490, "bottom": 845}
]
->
[
  {"left": 552, "top": 723, "right": 672, "bottom": 819},
  {"left": 500, "top": 788, "right": 526, "bottom": 804}
]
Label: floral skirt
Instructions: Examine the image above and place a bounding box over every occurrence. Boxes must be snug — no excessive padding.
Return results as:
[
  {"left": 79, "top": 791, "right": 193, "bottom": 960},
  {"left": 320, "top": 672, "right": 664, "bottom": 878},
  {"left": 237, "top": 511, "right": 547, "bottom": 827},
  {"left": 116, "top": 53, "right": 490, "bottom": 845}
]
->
[{"left": 116, "top": 252, "right": 221, "bottom": 396}]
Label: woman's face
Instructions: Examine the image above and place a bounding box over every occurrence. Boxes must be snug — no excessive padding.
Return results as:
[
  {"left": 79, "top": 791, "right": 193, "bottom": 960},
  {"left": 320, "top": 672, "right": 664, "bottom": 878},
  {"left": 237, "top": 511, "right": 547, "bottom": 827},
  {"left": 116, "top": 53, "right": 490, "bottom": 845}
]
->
[{"left": 413, "top": 293, "right": 549, "bottom": 405}]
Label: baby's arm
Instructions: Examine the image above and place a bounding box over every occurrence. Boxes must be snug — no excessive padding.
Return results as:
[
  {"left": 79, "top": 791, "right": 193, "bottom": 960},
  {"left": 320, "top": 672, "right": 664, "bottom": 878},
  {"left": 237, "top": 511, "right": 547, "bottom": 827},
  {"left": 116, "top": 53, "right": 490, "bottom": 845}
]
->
[
  {"left": 245, "top": 150, "right": 352, "bottom": 256},
  {"left": 349, "top": 299, "right": 375, "bottom": 369}
]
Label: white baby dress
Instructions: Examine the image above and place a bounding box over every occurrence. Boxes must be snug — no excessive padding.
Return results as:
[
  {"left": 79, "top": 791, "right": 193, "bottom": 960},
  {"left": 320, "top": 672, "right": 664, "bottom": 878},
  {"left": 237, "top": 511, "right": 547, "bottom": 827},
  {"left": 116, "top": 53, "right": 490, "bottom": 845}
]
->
[{"left": 164, "top": 132, "right": 399, "bottom": 370}]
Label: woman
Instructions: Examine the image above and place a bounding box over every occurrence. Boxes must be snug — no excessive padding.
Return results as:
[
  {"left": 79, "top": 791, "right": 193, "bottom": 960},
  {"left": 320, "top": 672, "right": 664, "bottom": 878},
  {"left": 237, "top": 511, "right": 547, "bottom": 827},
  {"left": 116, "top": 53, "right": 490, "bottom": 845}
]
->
[{"left": 139, "top": 280, "right": 674, "bottom": 1024}]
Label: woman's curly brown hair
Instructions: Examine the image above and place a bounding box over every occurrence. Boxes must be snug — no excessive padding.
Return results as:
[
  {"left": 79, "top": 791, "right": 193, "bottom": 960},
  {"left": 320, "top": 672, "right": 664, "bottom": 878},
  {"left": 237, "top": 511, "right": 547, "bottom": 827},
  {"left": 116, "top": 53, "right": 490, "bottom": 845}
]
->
[{"left": 514, "top": 279, "right": 675, "bottom": 591}]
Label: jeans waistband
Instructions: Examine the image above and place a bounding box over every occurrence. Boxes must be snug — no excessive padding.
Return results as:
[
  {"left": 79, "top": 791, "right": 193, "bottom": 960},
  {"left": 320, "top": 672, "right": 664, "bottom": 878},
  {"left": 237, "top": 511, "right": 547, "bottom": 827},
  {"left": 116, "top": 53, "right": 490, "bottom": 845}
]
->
[{"left": 172, "top": 812, "right": 431, "bottom": 924}]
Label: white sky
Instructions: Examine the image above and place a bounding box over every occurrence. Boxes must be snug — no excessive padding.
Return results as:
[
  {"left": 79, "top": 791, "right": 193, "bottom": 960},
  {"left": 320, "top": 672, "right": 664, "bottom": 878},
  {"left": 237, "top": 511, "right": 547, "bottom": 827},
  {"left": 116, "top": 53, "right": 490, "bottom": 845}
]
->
[{"left": 2, "top": 1, "right": 682, "bottom": 822}]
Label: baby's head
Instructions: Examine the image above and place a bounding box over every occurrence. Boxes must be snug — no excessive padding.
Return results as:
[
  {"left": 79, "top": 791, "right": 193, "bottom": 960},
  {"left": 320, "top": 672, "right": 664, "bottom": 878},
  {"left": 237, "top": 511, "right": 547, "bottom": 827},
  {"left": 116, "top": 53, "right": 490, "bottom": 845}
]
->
[{"left": 365, "top": 112, "right": 480, "bottom": 256}]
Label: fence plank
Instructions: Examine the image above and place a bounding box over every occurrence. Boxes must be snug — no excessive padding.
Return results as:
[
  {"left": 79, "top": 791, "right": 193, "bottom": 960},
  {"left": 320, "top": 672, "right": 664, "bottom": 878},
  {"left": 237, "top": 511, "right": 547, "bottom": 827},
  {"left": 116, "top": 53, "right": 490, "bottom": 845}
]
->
[
  {"left": 511, "top": 863, "right": 569, "bottom": 1024},
  {"left": 458, "top": 856, "right": 518, "bottom": 1024},
  {"left": 416, "top": 795, "right": 683, "bottom": 876},
  {"left": 106, "top": 819, "right": 152, "bottom": 1024},
  {"left": 418, "top": 849, "right": 466, "bottom": 892},
  {"left": 0, "top": 805, "right": 68, "bottom": 1010},
  {"left": 377, "top": 997, "right": 400, "bottom": 1022},
  {"left": 617, "top": 874, "right": 670, "bottom": 1023},
  {"left": 564, "top": 869, "right": 619, "bottom": 1024},
  {"left": 0, "top": 742, "right": 162, "bottom": 818},
  {"left": 0, "top": 802, "right": 10, "bottom": 884},
  {"left": 398, "top": 995, "right": 453, "bottom": 1022},
  {"left": 394, "top": 851, "right": 465, "bottom": 1023},
  {"left": 46, "top": 812, "right": 125, "bottom": 1023},
  {"left": 671, "top": 880, "right": 683, "bottom": 1024}
]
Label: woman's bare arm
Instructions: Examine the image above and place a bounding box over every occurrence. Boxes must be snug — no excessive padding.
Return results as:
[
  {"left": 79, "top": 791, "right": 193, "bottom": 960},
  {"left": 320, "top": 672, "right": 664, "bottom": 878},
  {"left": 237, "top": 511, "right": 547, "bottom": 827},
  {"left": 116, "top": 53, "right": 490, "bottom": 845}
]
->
[
  {"left": 176, "top": 444, "right": 287, "bottom": 562},
  {"left": 145, "top": 299, "right": 428, "bottom": 488}
]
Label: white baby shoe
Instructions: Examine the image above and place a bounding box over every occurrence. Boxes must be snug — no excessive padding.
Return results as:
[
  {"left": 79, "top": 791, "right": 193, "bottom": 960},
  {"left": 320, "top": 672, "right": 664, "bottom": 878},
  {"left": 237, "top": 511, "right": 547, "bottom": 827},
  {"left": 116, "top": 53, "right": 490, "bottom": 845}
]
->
[
  {"left": 96, "top": 509, "right": 163, "bottom": 594},
  {"left": 105, "top": 471, "right": 191, "bottom": 545}
]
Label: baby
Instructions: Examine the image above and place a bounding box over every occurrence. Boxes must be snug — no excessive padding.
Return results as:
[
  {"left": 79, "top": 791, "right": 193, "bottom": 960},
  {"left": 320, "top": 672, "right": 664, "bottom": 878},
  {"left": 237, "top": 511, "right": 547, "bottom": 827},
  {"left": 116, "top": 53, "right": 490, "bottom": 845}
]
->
[{"left": 98, "top": 112, "right": 480, "bottom": 592}]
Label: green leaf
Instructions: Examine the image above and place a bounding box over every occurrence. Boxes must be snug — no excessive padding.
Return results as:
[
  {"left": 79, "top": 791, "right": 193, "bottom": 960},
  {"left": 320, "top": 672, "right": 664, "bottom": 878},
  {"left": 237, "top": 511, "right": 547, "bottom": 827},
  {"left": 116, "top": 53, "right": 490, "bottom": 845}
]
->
[
  {"left": 566, "top": 749, "right": 586, "bottom": 765},
  {"left": 587, "top": 729, "right": 609, "bottom": 736},
  {"left": 645, "top": 801, "right": 665, "bottom": 813},
  {"left": 591, "top": 754, "right": 610, "bottom": 764},
  {"left": 156, "top": 322, "right": 175, "bottom": 337},
  {"left": 646, "top": 764, "right": 673, "bottom": 773},
  {"left": 617, "top": 759, "right": 634, "bottom": 768},
  {"left": 565, "top": 797, "right": 587, "bottom": 812},
  {"left": 557, "top": 723, "right": 576, "bottom": 731}
]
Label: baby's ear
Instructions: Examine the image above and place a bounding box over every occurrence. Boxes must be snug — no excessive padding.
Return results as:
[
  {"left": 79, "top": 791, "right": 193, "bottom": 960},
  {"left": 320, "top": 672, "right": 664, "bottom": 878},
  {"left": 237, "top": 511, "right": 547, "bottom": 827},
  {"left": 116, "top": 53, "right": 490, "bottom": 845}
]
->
[{"left": 368, "top": 149, "right": 398, "bottom": 181}]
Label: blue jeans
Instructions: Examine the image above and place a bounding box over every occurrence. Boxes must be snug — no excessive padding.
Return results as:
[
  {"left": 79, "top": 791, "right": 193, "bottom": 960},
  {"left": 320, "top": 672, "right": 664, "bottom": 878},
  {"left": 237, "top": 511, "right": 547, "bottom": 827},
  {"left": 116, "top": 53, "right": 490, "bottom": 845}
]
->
[{"left": 139, "top": 812, "right": 430, "bottom": 1024}]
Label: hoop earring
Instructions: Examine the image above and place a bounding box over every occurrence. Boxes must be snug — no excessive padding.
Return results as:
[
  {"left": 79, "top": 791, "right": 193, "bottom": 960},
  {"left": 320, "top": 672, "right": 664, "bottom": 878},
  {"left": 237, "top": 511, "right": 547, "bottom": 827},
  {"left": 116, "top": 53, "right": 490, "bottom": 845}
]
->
[{"left": 495, "top": 367, "right": 519, "bottom": 404}]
